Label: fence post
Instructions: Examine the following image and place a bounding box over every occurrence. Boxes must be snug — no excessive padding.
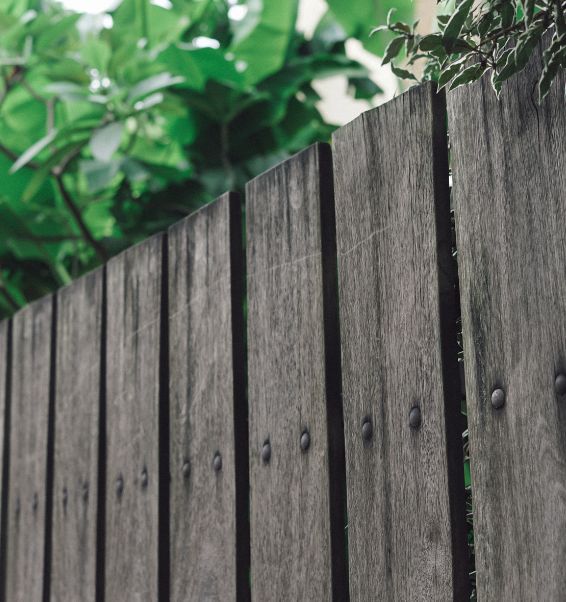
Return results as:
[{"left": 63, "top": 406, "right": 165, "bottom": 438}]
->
[
  {"left": 168, "top": 193, "right": 249, "bottom": 601},
  {"left": 50, "top": 269, "right": 104, "bottom": 601},
  {"left": 332, "top": 82, "right": 469, "bottom": 600},
  {"left": 5, "top": 296, "right": 55, "bottom": 602},
  {"left": 0, "top": 319, "right": 10, "bottom": 598},
  {"left": 246, "top": 143, "right": 348, "bottom": 601},
  {"left": 448, "top": 45, "right": 566, "bottom": 599},
  {"left": 105, "top": 234, "right": 165, "bottom": 600}
]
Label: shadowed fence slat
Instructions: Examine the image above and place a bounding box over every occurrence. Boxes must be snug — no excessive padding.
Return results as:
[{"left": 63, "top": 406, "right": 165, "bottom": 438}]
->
[
  {"left": 246, "top": 143, "right": 347, "bottom": 601},
  {"left": 51, "top": 269, "right": 104, "bottom": 601},
  {"left": 6, "top": 297, "right": 54, "bottom": 602},
  {"left": 0, "top": 320, "right": 9, "bottom": 595},
  {"left": 168, "top": 193, "right": 248, "bottom": 601},
  {"left": 105, "top": 234, "right": 165, "bottom": 600},
  {"left": 448, "top": 47, "right": 566, "bottom": 600},
  {"left": 332, "top": 83, "right": 468, "bottom": 600}
]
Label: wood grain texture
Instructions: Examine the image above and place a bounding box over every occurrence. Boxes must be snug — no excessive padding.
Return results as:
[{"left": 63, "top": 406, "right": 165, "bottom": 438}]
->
[
  {"left": 246, "top": 143, "right": 347, "bottom": 601},
  {"left": 105, "top": 234, "right": 163, "bottom": 601},
  {"left": 168, "top": 193, "right": 248, "bottom": 602},
  {"left": 332, "top": 83, "right": 468, "bottom": 600},
  {"left": 51, "top": 269, "right": 103, "bottom": 601},
  {"left": 0, "top": 319, "right": 9, "bottom": 596},
  {"left": 448, "top": 45, "right": 566, "bottom": 600},
  {"left": 5, "top": 296, "right": 54, "bottom": 602}
]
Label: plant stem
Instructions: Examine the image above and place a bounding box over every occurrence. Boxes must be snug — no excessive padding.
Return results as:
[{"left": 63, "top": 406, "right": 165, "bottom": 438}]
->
[
  {"left": 54, "top": 175, "right": 108, "bottom": 263},
  {"left": 0, "top": 285, "right": 21, "bottom": 311}
]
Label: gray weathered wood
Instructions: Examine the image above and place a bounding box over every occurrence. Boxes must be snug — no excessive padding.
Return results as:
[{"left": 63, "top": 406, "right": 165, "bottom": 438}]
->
[
  {"left": 105, "top": 234, "right": 163, "bottom": 601},
  {"left": 247, "top": 143, "right": 347, "bottom": 601},
  {"left": 332, "top": 83, "right": 468, "bottom": 600},
  {"left": 448, "top": 46, "right": 566, "bottom": 600},
  {"left": 0, "top": 319, "right": 9, "bottom": 594},
  {"left": 5, "top": 296, "right": 53, "bottom": 602},
  {"left": 168, "top": 192, "right": 248, "bottom": 601},
  {"left": 51, "top": 269, "right": 103, "bottom": 601}
]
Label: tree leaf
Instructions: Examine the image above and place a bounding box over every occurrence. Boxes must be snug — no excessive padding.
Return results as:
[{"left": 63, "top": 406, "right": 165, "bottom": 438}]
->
[
  {"left": 127, "top": 72, "right": 185, "bottom": 102},
  {"left": 419, "top": 34, "right": 443, "bottom": 51},
  {"left": 443, "top": 0, "right": 474, "bottom": 45},
  {"left": 79, "top": 158, "right": 122, "bottom": 193},
  {"left": 90, "top": 122, "right": 124, "bottom": 163},
  {"left": 382, "top": 36, "right": 405, "bottom": 65},
  {"left": 390, "top": 64, "right": 417, "bottom": 80},
  {"left": 448, "top": 62, "right": 484, "bottom": 90},
  {"left": 10, "top": 129, "right": 58, "bottom": 174}
]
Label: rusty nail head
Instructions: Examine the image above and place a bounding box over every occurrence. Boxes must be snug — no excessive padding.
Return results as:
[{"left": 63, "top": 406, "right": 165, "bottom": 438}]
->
[
  {"left": 491, "top": 388, "right": 505, "bottom": 410},
  {"left": 409, "top": 406, "right": 422, "bottom": 429}
]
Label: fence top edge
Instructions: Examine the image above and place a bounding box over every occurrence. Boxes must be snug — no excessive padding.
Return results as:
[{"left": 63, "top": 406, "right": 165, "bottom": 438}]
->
[
  {"left": 106, "top": 229, "right": 164, "bottom": 269},
  {"left": 167, "top": 191, "right": 239, "bottom": 238},
  {"left": 244, "top": 141, "right": 328, "bottom": 192},
  {"left": 332, "top": 80, "right": 437, "bottom": 143}
]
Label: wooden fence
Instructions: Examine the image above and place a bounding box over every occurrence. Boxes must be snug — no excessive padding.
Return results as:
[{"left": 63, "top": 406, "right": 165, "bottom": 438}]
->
[{"left": 0, "top": 48, "right": 565, "bottom": 601}]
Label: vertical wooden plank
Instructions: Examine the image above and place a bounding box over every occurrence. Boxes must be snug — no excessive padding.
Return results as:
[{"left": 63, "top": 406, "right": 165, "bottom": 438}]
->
[
  {"left": 0, "top": 319, "right": 9, "bottom": 596},
  {"left": 5, "top": 296, "right": 54, "bottom": 602},
  {"left": 246, "top": 143, "right": 347, "bottom": 601},
  {"left": 105, "top": 234, "right": 164, "bottom": 600},
  {"left": 332, "top": 83, "right": 468, "bottom": 600},
  {"left": 168, "top": 193, "right": 248, "bottom": 601},
  {"left": 51, "top": 269, "right": 103, "bottom": 601},
  {"left": 447, "top": 47, "right": 566, "bottom": 600}
]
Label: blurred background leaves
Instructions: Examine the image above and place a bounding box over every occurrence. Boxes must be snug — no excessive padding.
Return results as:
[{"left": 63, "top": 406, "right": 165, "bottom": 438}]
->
[{"left": 0, "top": 0, "right": 418, "bottom": 317}]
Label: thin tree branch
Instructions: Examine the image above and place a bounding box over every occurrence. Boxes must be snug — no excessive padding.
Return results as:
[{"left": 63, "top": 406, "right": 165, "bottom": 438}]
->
[
  {"left": 0, "top": 285, "right": 21, "bottom": 311},
  {"left": 54, "top": 175, "right": 108, "bottom": 262},
  {"left": 0, "top": 142, "right": 40, "bottom": 169}
]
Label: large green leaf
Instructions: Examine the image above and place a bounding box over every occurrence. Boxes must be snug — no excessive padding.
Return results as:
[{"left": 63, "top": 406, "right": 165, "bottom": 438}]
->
[
  {"left": 229, "top": 0, "right": 299, "bottom": 84},
  {"left": 327, "top": 0, "right": 414, "bottom": 55}
]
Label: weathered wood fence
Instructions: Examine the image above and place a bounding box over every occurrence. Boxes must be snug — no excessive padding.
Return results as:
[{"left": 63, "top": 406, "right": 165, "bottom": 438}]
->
[{"left": 0, "top": 49, "right": 565, "bottom": 601}]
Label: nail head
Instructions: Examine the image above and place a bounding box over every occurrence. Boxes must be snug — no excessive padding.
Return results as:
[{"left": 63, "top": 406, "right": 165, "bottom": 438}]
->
[
  {"left": 409, "top": 406, "right": 422, "bottom": 430},
  {"left": 491, "top": 388, "right": 505, "bottom": 409},
  {"left": 116, "top": 475, "right": 124, "bottom": 498},
  {"left": 300, "top": 430, "right": 311, "bottom": 451},
  {"left": 361, "top": 419, "right": 373, "bottom": 442},
  {"left": 213, "top": 453, "right": 222, "bottom": 473},
  {"left": 555, "top": 374, "right": 566, "bottom": 396},
  {"left": 261, "top": 441, "right": 271, "bottom": 464},
  {"left": 182, "top": 461, "right": 191, "bottom": 479},
  {"left": 140, "top": 468, "right": 148, "bottom": 489}
]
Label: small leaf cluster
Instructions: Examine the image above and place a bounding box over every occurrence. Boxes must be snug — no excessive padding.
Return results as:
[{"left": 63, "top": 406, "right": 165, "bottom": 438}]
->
[
  {"left": 0, "top": 0, "right": 396, "bottom": 317},
  {"left": 373, "top": 0, "right": 566, "bottom": 101}
]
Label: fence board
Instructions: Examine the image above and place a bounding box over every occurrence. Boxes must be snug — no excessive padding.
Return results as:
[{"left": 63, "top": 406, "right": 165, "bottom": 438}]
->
[
  {"left": 168, "top": 192, "right": 248, "bottom": 601},
  {"left": 448, "top": 48, "right": 566, "bottom": 599},
  {"left": 105, "top": 234, "right": 164, "bottom": 600},
  {"left": 51, "top": 269, "right": 103, "bottom": 601},
  {"left": 332, "top": 83, "right": 468, "bottom": 600},
  {"left": 246, "top": 143, "right": 347, "bottom": 601},
  {"left": 5, "top": 296, "right": 54, "bottom": 602},
  {"left": 0, "top": 320, "right": 9, "bottom": 595}
]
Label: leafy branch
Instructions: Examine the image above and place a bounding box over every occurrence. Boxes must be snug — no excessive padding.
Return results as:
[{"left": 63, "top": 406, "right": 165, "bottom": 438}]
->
[{"left": 374, "top": 0, "right": 566, "bottom": 101}]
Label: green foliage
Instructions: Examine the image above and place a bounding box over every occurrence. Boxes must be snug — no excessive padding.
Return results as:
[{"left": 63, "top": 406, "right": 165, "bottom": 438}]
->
[
  {"left": 0, "top": 0, "right": 398, "bottom": 317},
  {"left": 374, "top": 0, "right": 566, "bottom": 101}
]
